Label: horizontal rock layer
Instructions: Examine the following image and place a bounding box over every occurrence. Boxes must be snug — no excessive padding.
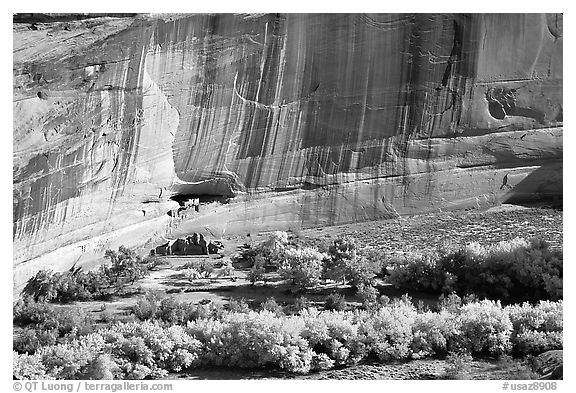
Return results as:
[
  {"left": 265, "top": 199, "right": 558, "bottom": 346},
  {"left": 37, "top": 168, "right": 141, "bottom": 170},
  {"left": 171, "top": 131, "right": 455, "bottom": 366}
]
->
[{"left": 13, "top": 13, "right": 563, "bottom": 289}]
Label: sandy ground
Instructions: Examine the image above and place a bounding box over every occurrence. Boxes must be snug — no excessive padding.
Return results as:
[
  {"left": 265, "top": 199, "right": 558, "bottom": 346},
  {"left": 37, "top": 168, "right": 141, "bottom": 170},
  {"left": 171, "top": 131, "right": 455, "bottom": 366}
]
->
[{"left": 167, "top": 358, "right": 536, "bottom": 380}]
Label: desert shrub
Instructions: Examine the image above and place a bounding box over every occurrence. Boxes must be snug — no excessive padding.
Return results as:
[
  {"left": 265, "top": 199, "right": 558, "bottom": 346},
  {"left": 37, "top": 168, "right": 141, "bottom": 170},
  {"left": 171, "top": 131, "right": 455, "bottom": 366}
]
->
[
  {"left": 324, "top": 293, "right": 346, "bottom": 311},
  {"left": 260, "top": 297, "right": 284, "bottom": 315},
  {"left": 227, "top": 297, "right": 251, "bottom": 313},
  {"left": 438, "top": 292, "right": 463, "bottom": 313},
  {"left": 133, "top": 293, "right": 226, "bottom": 324},
  {"left": 13, "top": 328, "right": 59, "bottom": 355},
  {"left": 132, "top": 291, "right": 162, "bottom": 320},
  {"left": 507, "top": 300, "right": 563, "bottom": 355},
  {"left": 496, "top": 354, "right": 540, "bottom": 379},
  {"left": 13, "top": 298, "right": 54, "bottom": 326},
  {"left": 13, "top": 352, "right": 51, "bottom": 379},
  {"left": 279, "top": 247, "right": 327, "bottom": 289},
  {"left": 233, "top": 231, "right": 290, "bottom": 268},
  {"left": 311, "top": 352, "right": 335, "bottom": 370},
  {"left": 216, "top": 259, "right": 235, "bottom": 278},
  {"left": 21, "top": 269, "right": 61, "bottom": 303},
  {"left": 347, "top": 256, "right": 381, "bottom": 287},
  {"left": 299, "top": 309, "right": 358, "bottom": 365},
  {"left": 38, "top": 333, "right": 108, "bottom": 379},
  {"left": 13, "top": 298, "right": 564, "bottom": 379},
  {"left": 102, "top": 322, "right": 201, "bottom": 377},
  {"left": 182, "top": 268, "right": 201, "bottom": 281},
  {"left": 356, "top": 284, "right": 379, "bottom": 309},
  {"left": 448, "top": 238, "right": 561, "bottom": 301},
  {"left": 13, "top": 299, "right": 94, "bottom": 341},
  {"left": 99, "top": 309, "right": 115, "bottom": 324},
  {"left": 378, "top": 295, "right": 391, "bottom": 306},
  {"left": 156, "top": 297, "right": 196, "bottom": 324},
  {"left": 28, "top": 321, "right": 203, "bottom": 380},
  {"left": 411, "top": 310, "right": 456, "bottom": 358},
  {"left": 232, "top": 246, "right": 259, "bottom": 266},
  {"left": 443, "top": 351, "right": 473, "bottom": 379},
  {"left": 508, "top": 238, "right": 563, "bottom": 300},
  {"left": 387, "top": 238, "right": 562, "bottom": 302},
  {"left": 191, "top": 302, "right": 227, "bottom": 321},
  {"left": 81, "top": 354, "right": 121, "bottom": 379},
  {"left": 356, "top": 296, "right": 418, "bottom": 361},
  {"left": 186, "top": 310, "right": 313, "bottom": 373},
  {"left": 387, "top": 252, "right": 451, "bottom": 293},
  {"left": 180, "top": 260, "right": 214, "bottom": 279},
  {"left": 261, "top": 231, "right": 290, "bottom": 253},
  {"left": 359, "top": 247, "right": 389, "bottom": 278},
  {"left": 293, "top": 296, "right": 312, "bottom": 313},
  {"left": 455, "top": 300, "right": 513, "bottom": 356}
]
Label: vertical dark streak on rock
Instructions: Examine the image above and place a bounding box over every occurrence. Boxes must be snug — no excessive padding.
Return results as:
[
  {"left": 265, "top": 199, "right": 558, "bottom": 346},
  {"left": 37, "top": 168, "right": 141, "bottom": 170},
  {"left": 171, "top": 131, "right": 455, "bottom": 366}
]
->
[
  {"left": 442, "top": 19, "right": 463, "bottom": 87},
  {"left": 107, "top": 22, "right": 152, "bottom": 212}
]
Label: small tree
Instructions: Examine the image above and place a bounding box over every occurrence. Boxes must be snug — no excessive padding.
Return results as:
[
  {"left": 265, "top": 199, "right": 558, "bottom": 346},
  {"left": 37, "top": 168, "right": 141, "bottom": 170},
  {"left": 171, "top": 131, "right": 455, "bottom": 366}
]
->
[
  {"left": 348, "top": 255, "right": 381, "bottom": 287},
  {"left": 22, "top": 270, "right": 59, "bottom": 302},
  {"left": 247, "top": 257, "right": 266, "bottom": 285},
  {"left": 261, "top": 231, "right": 290, "bottom": 254},
  {"left": 103, "top": 246, "right": 149, "bottom": 285},
  {"left": 279, "top": 247, "right": 327, "bottom": 289},
  {"left": 324, "top": 236, "right": 358, "bottom": 284}
]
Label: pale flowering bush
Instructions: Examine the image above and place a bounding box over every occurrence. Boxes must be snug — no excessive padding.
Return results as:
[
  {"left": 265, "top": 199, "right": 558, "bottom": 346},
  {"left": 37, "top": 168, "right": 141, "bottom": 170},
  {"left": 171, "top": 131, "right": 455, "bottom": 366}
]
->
[
  {"left": 278, "top": 247, "right": 328, "bottom": 288},
  {"left": 235, "top": 231, "right": 291, "bottom": 268},
  {"left": 466, "top": 237, "right": 531, "bottom": 257},
  {"left": 311, "top": 352, "right": 335, "bottom": 370},
  {"left": 37, "top": 333, "right": 107, "bottom": 379},
  {"left": 506, "top": 300, "right": 563, "bottom": 355},
  {"left": 104, "top": 322, "right": 201, "bottom": 375},
  {"left": 19, "top": 321, "right": 202, "bottom": 380},
  {"left": 266, "top": 231, "right": 290, "bottom": 249},
  {"left": 300, "top": 309, "right": 359, "bottom": 364},
  {"left": 13, "top": 295, "right": 563, "bottom": 379},
  {"left": 411, "top": 310, "right": 456, "bottom": 358},
  {"left": 511, "top": 330, "right": 562, "bottom": 356},
  {"left": 13, "top": 352, "right": 52, "bottom": 380},
  {"left": 357, "top": 297, "right": 418, "bottom": 361},
  {"left": 185, "top": 310, "right": 312, "bottom": 373},
  {"left": 455, "top": 300, "right": 513, "bottom": 356}
]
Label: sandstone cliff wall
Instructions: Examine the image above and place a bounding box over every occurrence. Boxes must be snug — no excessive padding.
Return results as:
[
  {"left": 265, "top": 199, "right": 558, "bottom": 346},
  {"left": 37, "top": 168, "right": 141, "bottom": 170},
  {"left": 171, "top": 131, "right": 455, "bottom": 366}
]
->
[{"left": 13, "top": 14, "right": 562, "bottom": 289}]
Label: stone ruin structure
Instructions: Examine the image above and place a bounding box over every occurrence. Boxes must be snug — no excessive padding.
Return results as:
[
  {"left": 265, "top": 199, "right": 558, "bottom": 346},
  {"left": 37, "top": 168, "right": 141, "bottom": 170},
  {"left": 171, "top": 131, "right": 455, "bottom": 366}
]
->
[
  {"left": 169, "top": 197, "right": 200, "bottom": 221},
  {"left": 152, "top": 233, "right": 223, "bottom": 256}
]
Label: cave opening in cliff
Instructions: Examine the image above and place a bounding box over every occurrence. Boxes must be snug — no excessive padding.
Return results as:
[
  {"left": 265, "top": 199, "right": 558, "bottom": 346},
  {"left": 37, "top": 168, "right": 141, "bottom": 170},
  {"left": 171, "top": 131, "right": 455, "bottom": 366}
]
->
[
  {"left": 170, "top": 194, "right": 230, "bottom": 207},
  {"left": 170, "top": 193, "right": 231, "bottom": 206},
  {"left": 167, "top": 193, "right": 232, "bottom": 217}
]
